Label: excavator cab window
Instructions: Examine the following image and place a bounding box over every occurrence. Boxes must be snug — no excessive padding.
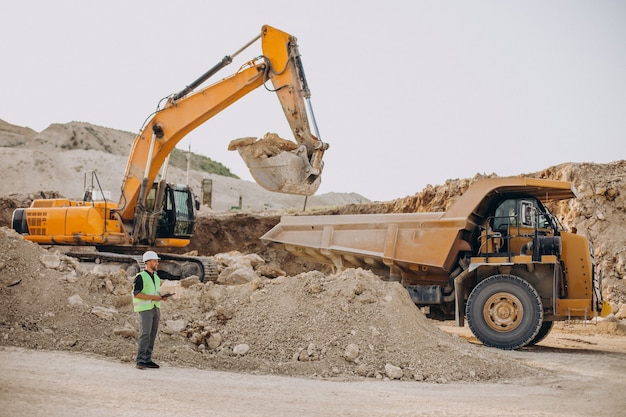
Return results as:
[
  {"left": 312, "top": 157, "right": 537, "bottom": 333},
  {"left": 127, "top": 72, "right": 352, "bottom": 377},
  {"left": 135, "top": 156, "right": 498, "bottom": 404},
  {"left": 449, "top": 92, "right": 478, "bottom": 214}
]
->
[
  {"left": 171, "top": 186, "right": 195, "bottom": 237},
  {"left": 156, "top": 188, "right": 175, "bottom": 237}
]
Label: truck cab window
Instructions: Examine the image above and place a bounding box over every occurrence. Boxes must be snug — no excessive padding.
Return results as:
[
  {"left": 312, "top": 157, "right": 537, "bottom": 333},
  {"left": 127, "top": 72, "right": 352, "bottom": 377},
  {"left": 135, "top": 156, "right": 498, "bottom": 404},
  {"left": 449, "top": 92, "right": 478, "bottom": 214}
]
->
[
  {"left": 493, "top": 199, "right": 517, "bottom": 233},
  {"left": 493, "top": 198, "right": 554, "bottom": 233}
]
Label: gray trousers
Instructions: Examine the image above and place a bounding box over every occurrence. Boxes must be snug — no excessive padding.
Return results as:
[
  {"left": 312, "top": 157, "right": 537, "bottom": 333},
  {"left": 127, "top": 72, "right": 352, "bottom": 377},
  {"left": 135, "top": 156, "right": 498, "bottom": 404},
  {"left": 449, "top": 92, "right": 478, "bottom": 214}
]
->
[{"left": 137, "top": 306, "right": 160, "bottom": 364}]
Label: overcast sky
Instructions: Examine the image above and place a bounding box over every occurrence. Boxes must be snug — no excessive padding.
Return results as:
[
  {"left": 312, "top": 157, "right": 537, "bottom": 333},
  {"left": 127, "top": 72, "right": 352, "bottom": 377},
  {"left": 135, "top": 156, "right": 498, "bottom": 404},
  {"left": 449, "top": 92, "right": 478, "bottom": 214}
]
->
[{"left": 1, "top": 1, "right": 624, "bottom": 201}]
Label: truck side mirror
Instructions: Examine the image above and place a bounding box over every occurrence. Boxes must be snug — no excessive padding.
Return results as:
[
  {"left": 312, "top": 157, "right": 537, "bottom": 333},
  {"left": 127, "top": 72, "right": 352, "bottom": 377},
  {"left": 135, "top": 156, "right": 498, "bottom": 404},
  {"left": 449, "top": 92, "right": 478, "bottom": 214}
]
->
[{"left": 520, "top": 201, "right": 536, "bottom": 227}]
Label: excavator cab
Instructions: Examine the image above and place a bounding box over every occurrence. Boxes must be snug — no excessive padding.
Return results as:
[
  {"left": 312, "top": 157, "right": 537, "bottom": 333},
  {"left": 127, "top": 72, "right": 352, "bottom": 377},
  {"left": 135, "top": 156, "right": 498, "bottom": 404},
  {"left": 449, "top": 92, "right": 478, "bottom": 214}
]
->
[
  {"left": 139, "top": 183, "right": 197, "bottom": 245},
  {"left": 145, "top": 183, "right": 196, "bottom": 239}
]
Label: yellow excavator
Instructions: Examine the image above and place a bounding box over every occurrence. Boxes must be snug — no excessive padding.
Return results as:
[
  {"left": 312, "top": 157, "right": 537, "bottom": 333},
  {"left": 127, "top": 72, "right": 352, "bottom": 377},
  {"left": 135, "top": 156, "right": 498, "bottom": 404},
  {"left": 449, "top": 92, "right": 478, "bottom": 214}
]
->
[{"left": 11, "top": 25, "right": 328, "bottom": 281}]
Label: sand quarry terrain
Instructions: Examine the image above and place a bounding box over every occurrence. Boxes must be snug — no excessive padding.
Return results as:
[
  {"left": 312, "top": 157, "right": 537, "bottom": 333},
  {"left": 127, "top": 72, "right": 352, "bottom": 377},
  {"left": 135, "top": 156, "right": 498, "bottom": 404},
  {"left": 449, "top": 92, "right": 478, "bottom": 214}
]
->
[{"left": 1, "top": 119, "right": 625, "bottom": 416}]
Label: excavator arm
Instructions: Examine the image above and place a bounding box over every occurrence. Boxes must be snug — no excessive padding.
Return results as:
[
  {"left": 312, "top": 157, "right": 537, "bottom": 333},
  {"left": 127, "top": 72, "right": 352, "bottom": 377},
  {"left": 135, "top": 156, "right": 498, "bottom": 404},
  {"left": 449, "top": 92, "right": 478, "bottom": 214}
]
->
[{"left": 117, "top": 25, "right": 328, "bottom": 242}]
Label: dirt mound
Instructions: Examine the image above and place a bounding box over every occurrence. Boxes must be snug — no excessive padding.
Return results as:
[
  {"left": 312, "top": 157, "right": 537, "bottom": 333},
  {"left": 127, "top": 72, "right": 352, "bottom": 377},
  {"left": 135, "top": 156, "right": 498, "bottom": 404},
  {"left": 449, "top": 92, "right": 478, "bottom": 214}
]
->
[
  {"left": 208, "top": 269, "right": 537, "bottom": 381},
  {"left": 0, "top": 227, "right": 542, "bottom": 382}
]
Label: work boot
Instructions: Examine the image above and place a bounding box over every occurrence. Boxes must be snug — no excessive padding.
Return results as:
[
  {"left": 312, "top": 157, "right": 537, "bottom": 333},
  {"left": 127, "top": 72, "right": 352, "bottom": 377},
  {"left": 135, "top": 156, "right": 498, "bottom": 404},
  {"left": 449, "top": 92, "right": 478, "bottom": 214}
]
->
[
  {"left": 136, "top": 363, "right": 147, "bottom": 370},
  {"left": 145, "top": 361, "right": 160, "bottom": 369}
]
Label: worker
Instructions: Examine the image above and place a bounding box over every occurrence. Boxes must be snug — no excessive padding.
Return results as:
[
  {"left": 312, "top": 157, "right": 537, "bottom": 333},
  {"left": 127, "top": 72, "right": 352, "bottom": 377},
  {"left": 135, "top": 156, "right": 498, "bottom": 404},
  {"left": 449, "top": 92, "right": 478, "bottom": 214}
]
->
[{"left": 132, "top": 250, "right": 170, "bottom": 369}]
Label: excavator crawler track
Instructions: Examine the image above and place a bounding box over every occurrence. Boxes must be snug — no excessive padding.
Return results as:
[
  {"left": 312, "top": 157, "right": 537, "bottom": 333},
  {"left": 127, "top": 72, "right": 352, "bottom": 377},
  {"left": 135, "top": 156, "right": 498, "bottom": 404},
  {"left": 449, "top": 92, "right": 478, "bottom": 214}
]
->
[{"left": 66, "top": 251, "right": 218, "bottom": 282}]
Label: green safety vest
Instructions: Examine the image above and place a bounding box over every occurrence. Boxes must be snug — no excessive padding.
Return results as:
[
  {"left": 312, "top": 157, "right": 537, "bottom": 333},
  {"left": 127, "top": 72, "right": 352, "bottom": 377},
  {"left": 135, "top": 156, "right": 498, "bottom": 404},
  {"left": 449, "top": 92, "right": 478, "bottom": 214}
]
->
[{"left": 132, "top": 270, "right": 161, "bottom": 312}]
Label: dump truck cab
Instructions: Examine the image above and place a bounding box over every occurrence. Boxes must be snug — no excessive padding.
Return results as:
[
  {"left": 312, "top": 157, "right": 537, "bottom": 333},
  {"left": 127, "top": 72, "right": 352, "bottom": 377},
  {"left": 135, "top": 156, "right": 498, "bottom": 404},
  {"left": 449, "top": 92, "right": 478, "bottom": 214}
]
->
[{"left": 457, "top": 191, "right": 601, "bottom": 349}]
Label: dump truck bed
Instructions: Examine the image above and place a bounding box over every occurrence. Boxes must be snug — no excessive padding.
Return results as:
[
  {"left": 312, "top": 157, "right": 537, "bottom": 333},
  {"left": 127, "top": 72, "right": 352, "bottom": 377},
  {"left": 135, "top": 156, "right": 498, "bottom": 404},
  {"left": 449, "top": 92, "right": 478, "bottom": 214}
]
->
[{"left": 262, "top": 212, "right": 471, "bottom": 283}]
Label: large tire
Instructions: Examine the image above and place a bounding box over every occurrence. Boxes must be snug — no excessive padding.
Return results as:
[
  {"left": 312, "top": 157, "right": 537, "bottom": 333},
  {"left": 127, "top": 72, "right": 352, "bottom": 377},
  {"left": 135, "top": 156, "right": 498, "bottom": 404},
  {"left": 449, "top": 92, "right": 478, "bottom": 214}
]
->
[
  {"left": 466, "top": 274, "right": 543, "bottom": 350},
  {"left": 527, "top": 321, "right": 554, "bottom": 346}
]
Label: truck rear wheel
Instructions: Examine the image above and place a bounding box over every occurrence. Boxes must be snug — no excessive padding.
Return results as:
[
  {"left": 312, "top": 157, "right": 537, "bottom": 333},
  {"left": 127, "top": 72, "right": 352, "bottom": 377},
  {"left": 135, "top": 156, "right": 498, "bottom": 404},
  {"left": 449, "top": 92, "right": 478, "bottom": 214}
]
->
[{"left": 466, "top": 274, "right": 543, "bottom": 350}]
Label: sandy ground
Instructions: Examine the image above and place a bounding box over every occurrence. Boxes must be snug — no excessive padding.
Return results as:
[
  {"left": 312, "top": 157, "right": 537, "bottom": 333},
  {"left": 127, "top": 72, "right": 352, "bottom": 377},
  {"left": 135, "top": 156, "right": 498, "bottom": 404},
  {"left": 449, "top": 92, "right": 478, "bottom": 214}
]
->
[{"left": 1, "top": 325, "right": 625, "bottom": 417}]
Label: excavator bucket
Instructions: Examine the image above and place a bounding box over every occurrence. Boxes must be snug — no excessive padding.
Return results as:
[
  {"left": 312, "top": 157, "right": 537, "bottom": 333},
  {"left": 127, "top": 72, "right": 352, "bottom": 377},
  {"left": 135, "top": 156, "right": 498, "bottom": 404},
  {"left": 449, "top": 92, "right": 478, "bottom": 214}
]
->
[{"left": 229, "top": 134, "right": 322, "bottom": 196}]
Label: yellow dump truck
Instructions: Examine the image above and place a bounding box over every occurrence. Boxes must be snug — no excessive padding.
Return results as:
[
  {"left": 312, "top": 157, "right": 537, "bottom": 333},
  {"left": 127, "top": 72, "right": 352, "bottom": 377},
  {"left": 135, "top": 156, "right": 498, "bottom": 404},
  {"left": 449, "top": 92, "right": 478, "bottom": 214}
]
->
[{"left": 262, "top": 177, "right": 608, "bottom": 349}]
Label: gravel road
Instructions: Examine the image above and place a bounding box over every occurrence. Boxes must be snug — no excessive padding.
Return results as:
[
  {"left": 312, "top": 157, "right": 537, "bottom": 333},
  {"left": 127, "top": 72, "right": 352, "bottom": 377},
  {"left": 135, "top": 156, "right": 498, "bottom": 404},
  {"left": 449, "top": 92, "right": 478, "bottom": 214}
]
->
[{"left": 2, "top": 327, "right": 624, "bottom": 417}]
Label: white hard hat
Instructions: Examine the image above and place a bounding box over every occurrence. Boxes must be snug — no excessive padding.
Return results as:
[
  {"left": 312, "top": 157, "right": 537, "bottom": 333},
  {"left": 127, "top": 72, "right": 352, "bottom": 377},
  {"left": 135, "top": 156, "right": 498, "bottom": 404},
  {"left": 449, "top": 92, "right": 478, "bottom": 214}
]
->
[{"left": 142, "top": 250, "right": 161, "bottom": 262}]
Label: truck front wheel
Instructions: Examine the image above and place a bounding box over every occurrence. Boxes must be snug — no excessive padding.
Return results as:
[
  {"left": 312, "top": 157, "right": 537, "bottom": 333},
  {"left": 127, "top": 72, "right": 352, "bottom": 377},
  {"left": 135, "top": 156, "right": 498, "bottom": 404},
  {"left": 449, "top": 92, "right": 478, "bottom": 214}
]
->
[{"left": 466, "top": 274, "right": 543, "bottom": 350}]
